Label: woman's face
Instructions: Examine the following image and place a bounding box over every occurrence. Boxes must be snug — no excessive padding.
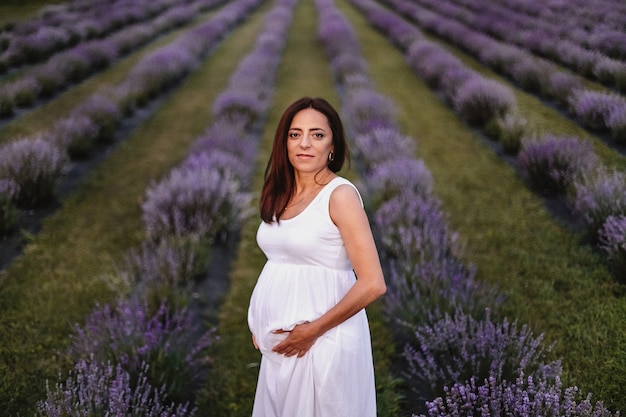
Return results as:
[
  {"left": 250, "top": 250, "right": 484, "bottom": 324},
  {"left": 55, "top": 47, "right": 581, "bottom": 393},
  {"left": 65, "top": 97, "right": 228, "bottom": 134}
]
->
[{"left": 287, "top": 107, "right": 334, "bottom": 175}]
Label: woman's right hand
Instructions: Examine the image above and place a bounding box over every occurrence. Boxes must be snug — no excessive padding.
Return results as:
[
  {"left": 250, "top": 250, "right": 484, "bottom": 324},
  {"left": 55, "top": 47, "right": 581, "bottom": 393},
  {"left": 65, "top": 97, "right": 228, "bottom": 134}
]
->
[{"left": 252, "top": 333, "right": 259, "bottom": 350}]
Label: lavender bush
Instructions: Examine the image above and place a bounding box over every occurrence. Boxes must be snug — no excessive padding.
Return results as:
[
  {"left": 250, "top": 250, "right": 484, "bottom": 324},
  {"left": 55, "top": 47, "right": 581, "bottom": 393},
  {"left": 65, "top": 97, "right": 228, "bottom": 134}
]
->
[
  {"left": 142, "top": 165, "right": 251, "bottom": 242},
  {"left": 518, "top": 136, "right": 598, "bottom": 194},
  {"left": 486, "top": 111, "right": 529, "bottom": 155},
  {"left": 452, "top": 77, "right": 516, "bottom": 126},
  {"left": 354, "top": 127, "right": 417, "bottom": 171},
  {"left": 4, "top": 75, "right": 41, "bottom": 107},
  {"left": 415, "top": 374, "right": 619, "bottom": 417},
  {"left": 599, "top": 215, "right": 626, "bottom": 279},
  {"left": 384, "top": 256, "right": 496, "bottom": 340},
  {"left": 365, "top": 157, "right": 433, "bottom": 206},
  {"left": 0, "top": 137, "right": 68, "bottom": 207},
  {"left": 571, "top": 168, "right": 626, "bottom": 240},
  {"left": 547, "top": 72, "right": 582, "bottom": 106},
  {"left": 108, "top": 235, "right": 210, "bottom": 310},
  {"left": 608, "top": 106, "right": 626, "bottom": 144},
  {"left": 191, "top": 115, "right": 257, "bottom": 171},
  {"left": 38, "top": 359, "right": 196, "bottom": 417},
  {"left": 211, "top": 90, "right": 265, "bottom": 128},
  {"left": 71, "top": 93, "right": 121, "bottom": 143},
  {"left": 404, "top": 309, "right": 562, "bottom": 407},
  {"left": 374, "top": 193, "right": 455, "bottom": 264},
  {"left": 0, "top": 179, "right": 19, "bottom": 235},
  {"left": 52, "top": 114, "right": 100, "bottom": 158},
  {"left": 68, "top": 298, "right": 215, "bottom": 404},
  {"left": 568, "top": 90, "right": 626, "bottom": 132},
  {"left": 343, "top": 88, "right": 398, "bottom": 133}
]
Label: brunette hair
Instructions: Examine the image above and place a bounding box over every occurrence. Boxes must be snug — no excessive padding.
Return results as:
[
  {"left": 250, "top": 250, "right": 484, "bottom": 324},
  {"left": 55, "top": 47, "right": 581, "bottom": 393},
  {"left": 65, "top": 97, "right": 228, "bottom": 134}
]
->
[{"left": 260, "top": 97, "right": 350, "bottom": 223}]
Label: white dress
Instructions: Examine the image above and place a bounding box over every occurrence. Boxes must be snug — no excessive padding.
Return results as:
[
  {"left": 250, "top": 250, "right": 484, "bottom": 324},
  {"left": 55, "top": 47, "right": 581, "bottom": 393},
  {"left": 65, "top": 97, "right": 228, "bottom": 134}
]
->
[{"left": 248, "top": 176, "right": 377, "bottom": 417}]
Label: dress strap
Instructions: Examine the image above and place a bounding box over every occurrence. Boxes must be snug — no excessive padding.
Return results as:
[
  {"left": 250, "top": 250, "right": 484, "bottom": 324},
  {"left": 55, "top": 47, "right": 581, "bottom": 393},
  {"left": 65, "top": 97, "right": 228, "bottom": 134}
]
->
[{"left": 317, "top": 177, "right": 363, "bottom": 208}]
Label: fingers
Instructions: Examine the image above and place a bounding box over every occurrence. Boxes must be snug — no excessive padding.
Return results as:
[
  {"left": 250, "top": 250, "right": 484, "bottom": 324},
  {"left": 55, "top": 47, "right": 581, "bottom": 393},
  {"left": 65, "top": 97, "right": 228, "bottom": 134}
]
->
[{"left": 251, "top": 333, "right": 259, "bottom": 349}]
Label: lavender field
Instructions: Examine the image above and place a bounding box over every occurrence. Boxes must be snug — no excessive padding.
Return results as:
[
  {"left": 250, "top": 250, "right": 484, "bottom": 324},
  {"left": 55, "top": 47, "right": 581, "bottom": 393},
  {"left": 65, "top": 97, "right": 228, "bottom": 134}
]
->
[{"left": 1, "top": 0, "right": 625, "bottom": 415}]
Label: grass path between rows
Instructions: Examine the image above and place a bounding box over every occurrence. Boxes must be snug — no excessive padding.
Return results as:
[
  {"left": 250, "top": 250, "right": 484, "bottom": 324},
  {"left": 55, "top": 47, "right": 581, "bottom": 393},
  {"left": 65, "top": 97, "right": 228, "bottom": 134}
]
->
[
  {"left": 339, "top": 0, "right": 626, "bottom": 411},
  {"left": 199, "top": 0, "right": 401, "bottom": 415},
  {"left": 0, "top": 3, "right": 271, "bottom": 413}
]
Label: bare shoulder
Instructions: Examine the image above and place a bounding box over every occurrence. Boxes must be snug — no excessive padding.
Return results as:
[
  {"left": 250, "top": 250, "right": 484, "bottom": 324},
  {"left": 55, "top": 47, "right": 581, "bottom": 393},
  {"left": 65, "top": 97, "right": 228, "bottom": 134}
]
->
[
  {"left": 329, "top": 183, "right": 365, "bottom": 225},
  {"left": 331, "top": 183, "right": 361, "bottom": 203}
]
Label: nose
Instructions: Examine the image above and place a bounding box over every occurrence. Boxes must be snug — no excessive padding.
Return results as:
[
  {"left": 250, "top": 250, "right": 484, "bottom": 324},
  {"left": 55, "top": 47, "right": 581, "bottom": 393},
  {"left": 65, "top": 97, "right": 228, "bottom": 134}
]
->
[{"left": 300, "top": 135, "right": 312, "bottom": 148}]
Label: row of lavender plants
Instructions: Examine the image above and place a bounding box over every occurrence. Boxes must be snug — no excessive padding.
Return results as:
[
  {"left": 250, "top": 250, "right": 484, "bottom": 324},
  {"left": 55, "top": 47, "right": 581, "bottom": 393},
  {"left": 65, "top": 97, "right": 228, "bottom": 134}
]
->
[
  {"left": 377, "top": 0, "right": 626, "bottom": 143},
  {"left": 351, "top": 0, "right": 626, "bottom": 279},
  {"left": 455, "top": 0, "right": 626, "bottom": 62},
  {"left": 0, "top": 0, "right": 188, "bottom": 72},
  {"left": 411, "top": 0, "right": 626, "bottom": 79},
  {"left": 315, "top": 0, "right": 621, "bottom": 415},
  {"left": 37, "top": 0, "right": 297, "bottom": 414},
  {"left": 0, "top": 0, "right": 227, "bottom": 119},
  {"left": 0, "top": 0, "right": 263, "bottom": 237}
]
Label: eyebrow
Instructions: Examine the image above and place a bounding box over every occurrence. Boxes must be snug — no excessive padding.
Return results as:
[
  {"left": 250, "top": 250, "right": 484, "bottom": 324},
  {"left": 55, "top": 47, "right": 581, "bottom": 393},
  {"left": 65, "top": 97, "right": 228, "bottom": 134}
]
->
[{"left": 288, "top": 127, "right": 326, "bottom": 132}]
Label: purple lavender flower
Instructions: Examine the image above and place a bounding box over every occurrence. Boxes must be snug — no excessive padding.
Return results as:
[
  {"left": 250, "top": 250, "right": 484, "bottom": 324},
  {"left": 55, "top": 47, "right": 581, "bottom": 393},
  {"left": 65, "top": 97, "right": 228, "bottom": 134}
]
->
[
  {"left": 593, "top": 57, "right": 625, "bottom": 87},
  {"left": 518, "top": 135, "right": 598, "bottom": 194},
  {"left": 0, "top": 137, "right": 68, "bottom": 207},
  {"left": 52, "top": 114, "right": 99, "bottom": 159},
  {"left": 416, "top": 374, "right": 619, "bottom": 417},
  {"left": 374, "top": 192, "right": 451, "bottom": 262},
  {"left": 608, "top": 106, "right": 626, "bottom": 144},
  {"left": 11, "top": 25, "right": 71, "bottom": 63},
  {"left": 31, "top": 63, "right": 66, "bottom": 96},
  {"left": 598, "top": 215, "right": 626, "bottom": 278},
  {"left": 452, "top": 77, "right": 517, "bottom": 126},
  {"left": 192, "top": 114, "right": 257, "bottom": 166},
  {"left": 354, "top": 127, "right": 417, "bottom": 170},
  {"left": 111, "top": 235, "right": 211, "bottom": 306},
  {"left": 546, "top": 72, "right": 582, "bottom": 105},
  {"left": 571, "top": 168, "right": 626, "bottom": 239},
  {"left": 68, "top": 298, "right": 215, "bottom": 405},
  {"left": 366, "top": 157, "right": 434, "bottom": 205},
  {"left": 489, "top": 111, "right": 528, "bottom": 154},
  {"left": 3, "top": 75, "right": 41, "bottom": 107},
  {"left": 38, "top": 359, "right": 197, "bottom": 417},
  {"left": 508, "top": 58, "right": 548, "bottom": 93},
  {"left": 71, "top": 93, "right": 120, "bottom": 142},
  {"left": 212, "top": 90, "right": 264, "bottom": 126},
  {"left": 407, "top": 41, "right": 462, "bottom": 88},
  {"left": 568, "top": 90, "right": 626, "bottom": 131},
  {"left": 404, "top": 309, "right": 562, "bottom": 406},
  {"left": 343, "top": 88, "right": 398, "bottom": 134},
  {"left": 142, "top": 165, "right": 252, "bottom": 242}
]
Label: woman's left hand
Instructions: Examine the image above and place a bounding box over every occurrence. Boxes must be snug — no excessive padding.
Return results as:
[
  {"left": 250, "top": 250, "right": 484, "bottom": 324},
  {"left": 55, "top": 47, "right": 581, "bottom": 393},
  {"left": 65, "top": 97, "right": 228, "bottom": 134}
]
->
[{"left": 271, "top": 322, "right": 319, "bottom": 358}]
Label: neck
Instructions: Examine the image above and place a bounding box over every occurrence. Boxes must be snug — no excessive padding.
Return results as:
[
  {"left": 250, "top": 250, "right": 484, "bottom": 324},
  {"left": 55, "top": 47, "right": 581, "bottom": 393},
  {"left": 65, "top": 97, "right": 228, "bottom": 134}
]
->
[{"left": 294, "top": 168, "right": 333, "bottom": 193}]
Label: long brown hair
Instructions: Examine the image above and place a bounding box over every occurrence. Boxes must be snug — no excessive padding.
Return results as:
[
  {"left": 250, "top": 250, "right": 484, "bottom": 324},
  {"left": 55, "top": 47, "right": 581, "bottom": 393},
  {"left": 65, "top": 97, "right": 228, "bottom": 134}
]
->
[{"left": 260, "top": 97, "right": 350, "bottom": 223}]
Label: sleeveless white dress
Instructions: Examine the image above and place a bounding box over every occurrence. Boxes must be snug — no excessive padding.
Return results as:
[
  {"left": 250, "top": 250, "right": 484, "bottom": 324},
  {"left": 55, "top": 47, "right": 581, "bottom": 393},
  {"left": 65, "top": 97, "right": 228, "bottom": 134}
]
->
[{"left": 248, "top": 176, "right": 377, "bottom": 417}]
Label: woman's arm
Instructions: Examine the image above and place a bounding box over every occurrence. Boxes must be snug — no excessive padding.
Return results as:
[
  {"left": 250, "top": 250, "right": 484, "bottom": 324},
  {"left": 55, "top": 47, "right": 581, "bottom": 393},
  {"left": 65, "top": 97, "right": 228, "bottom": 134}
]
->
[{"left": 271, "top": 184, "right": 386, "bottom": 358}]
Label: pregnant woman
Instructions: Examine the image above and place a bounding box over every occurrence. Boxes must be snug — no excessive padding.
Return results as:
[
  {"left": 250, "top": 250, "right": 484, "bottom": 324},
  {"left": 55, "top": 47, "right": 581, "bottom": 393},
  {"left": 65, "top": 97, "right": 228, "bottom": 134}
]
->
[{"left": 248, "top": 96, "right": 387, "bottom": 417}]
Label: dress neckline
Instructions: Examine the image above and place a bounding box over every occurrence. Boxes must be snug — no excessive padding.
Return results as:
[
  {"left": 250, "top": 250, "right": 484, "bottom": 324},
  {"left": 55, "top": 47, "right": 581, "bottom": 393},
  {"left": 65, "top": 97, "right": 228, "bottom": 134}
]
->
[{"left": 279, "top": 176, "right": 341, "bottom": 222}]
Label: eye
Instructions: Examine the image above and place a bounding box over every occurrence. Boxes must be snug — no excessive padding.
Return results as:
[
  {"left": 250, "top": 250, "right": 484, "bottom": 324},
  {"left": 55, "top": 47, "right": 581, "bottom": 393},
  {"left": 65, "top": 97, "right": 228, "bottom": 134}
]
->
[
  {"left": 288, "top": 131, "right": 300, "bottom": 139},
  {"left": 313, "top": 132, "right": 325, "bottom": 139}
]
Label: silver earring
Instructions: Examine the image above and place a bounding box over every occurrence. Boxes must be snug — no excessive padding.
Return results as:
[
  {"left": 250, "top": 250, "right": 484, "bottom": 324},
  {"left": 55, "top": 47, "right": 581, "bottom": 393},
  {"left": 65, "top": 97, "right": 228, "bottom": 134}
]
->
[{"left": 328, "top": 151, "right": 335, "bottom": 162}]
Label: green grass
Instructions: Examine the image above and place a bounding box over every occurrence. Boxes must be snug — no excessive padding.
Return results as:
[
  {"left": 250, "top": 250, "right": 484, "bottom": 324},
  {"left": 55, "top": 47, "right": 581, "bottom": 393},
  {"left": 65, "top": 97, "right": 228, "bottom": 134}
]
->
[
  {"left": 0, "top": 1, "right": 66, "bottom": 27},
  {"left": 198, "top": 1, "right": 401, "bottom": 415},
  {"left": 0, "top": 4, "right": 270, "bottom": 414},
  {"left": 339, "top": 0, "right": 626, "bottom": 411},
  {"left": 1, "top": 0, "right": 625, "bottom": 415}
]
